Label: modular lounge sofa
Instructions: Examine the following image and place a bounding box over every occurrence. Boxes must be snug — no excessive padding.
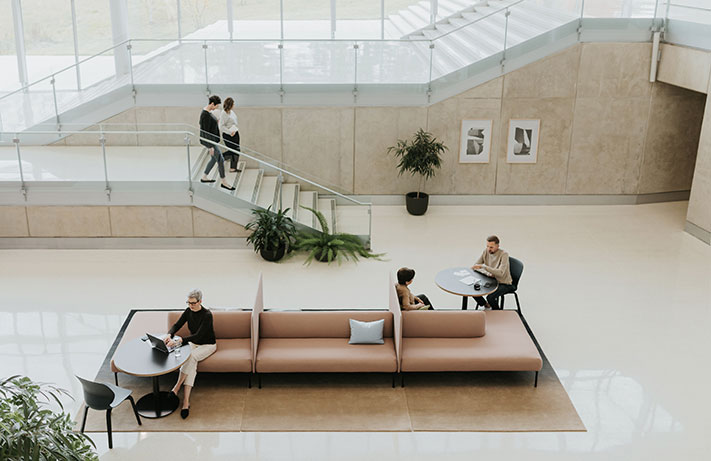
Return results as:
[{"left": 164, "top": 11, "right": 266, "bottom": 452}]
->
[{"left": 111, "top": 274, "right": 542, "bottom": 388}]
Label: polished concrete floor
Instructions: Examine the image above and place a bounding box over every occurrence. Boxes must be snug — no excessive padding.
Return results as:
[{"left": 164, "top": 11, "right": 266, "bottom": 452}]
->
[{"left": 1, "top": 201, "right": 710, "bottom": 459}]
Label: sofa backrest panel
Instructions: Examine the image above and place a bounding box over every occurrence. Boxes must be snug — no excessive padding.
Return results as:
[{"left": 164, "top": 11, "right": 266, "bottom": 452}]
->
[
  {"left": 403, "top": 311, "right": 486, "bottom": 338},
  {"left": 260, "top": 311, "right": 394, "bottom": 338},
  {"left": 167, "top": 310, "right": 252, "bottom": 339}
]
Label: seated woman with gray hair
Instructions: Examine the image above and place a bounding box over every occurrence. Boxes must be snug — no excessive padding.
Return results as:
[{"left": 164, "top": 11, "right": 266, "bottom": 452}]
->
[{"left": 164, "top": 289, "right": 217, "bottom": 419}]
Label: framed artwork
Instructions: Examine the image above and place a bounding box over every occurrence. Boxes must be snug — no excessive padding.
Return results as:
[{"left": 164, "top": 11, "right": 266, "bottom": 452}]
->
[
  {"left": 507, "top": 119, "right": 540, "bottom": 164},
  {"left": 459, "top": 119, "right": 492, "bottom": 164}
]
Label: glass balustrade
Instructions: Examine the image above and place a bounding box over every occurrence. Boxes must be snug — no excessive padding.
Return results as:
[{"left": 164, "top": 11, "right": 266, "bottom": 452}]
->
[{"left": 0, "top": 124, "right": 372, "bottom": 243}]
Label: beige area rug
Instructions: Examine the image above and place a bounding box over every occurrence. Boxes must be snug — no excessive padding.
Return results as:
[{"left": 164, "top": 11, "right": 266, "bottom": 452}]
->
[{"left": 78, "top": 310, "right": 585, "bottom": 432}]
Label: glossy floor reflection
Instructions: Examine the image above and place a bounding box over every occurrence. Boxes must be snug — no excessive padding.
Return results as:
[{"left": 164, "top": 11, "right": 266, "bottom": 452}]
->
[{"left": 1, "top": 201, "right": 710, "bottom": 460}]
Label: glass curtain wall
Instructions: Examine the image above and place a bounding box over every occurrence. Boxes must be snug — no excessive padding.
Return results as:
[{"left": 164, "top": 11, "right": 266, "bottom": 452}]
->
[
  {"left": 179, "top": 0, "right": 228, "bottom": 38},
  {"left": 128, "top": 0, "right": 179, "bottom": 55},
  {"left": 231, "top": 0, "right": 281, "bottom": 38},
  {"left": 336, "top": 0, "right": 381, "bottom": 39},
  {"left": 283, "top": 0, "right": 330, "bottom": 38},
  {"left": 0, "top": 1, "right": 19, "bottom": 92},
  {"left": 20, "top": 0, "right": 74, "bottom": 83}
]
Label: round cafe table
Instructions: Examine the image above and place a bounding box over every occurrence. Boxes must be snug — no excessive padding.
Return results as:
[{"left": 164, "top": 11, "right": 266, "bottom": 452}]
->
[
  {"left": 435, "top": 266, "right": 498, "bottom": 310},
  {"left": 112, "top": 337, "right": 191, "bottom": 419}
]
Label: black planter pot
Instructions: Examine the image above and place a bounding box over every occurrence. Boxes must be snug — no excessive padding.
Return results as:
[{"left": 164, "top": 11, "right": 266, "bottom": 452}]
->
[
  {"left": 315, "top": 248, "right": 333, "bottom": 263},
  {"left": 259, "top": 244, "right": 287, "bottom": 262},
  {"left": 405, "top": 192, "right": 429, "bottom": 216}
]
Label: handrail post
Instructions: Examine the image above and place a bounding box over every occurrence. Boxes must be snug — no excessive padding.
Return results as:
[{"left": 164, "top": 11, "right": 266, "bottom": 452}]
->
[
  {"left": 70, "top": 0, "right": 81, "bottom": 90},
  {"left": 127, "top": 41, "right": 136, "bottom": 102},
  {"left": 353, "top": 42, "right": 359, "bottom": 104},
  {"left": 50, "top": 75, "right": 60, "bottom": 133},
  {"left": 501, "top": 8, "right": 510, "bottom": 73},
  {"left": 380, "top": 0, "right": 385, "bottom": 39},
  {"left": 367, "top": 204, "right": 372, "bottom": 250},
  {"left": 279, "top": 42, "right": 285, "bottom": 103},
  {"left": 578, "top": 0, "right": 585, "bottom": 40},
  {"left": 427, "top": 42, "right": 434, "bottom": 103},
  {"left": 185, "top": 133, "right": 194, "bottom": 198},
  {"left": 13, "top": 136, "right": 27, "bottom": 200},
  {"left": 177, "top": 0, "right": 182, "bottom": 43},
  {"left": 203, "top": 41, "right": 210, "bottom": 97},
  {"left": 100, "top": 132, "right": 111, "bottom": 201}
]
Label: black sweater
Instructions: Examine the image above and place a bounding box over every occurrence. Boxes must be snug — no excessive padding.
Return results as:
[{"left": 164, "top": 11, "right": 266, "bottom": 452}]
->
[
  {"left": 199, "top": 110, "right": 220, "bottom": 148},
  {"left": 168, "top": 307, "right": 216, "bottom": 345}
]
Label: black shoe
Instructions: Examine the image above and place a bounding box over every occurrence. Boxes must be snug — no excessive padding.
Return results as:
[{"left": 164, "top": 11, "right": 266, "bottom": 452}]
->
[
  {"left": 221, "top": 184, "right": 236, "bottom": 191},
  {"left": 181, "top": 408, "right": 189, "bottom": 419},
  {"left": 200, "top": 179, "right": 215, "bottom": 183}
]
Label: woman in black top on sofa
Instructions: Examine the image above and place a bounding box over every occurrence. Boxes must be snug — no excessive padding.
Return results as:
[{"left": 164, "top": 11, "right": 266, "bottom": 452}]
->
[{"left": 164, "top": 289, "right": 217, "bottom": 419}]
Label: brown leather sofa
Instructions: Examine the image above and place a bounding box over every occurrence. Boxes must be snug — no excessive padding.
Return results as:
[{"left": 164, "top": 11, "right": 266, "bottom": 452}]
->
[
  {"left": 400, "top": 310, "right": 542, "bottom": 386},
  {"left": 254, "top": 311, "right": 399, "bottom": 387},
  {"left": 111, "top": 310, "right": 253, "bottom": 386}
]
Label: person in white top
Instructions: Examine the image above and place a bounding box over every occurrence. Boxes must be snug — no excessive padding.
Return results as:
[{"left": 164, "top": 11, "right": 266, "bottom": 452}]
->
[{"left": 219, "top": 97, "right": 241, "bottom": 173}]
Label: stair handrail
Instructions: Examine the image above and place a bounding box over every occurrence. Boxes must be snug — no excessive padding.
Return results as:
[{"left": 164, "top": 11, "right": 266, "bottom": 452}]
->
[
  {"left": 0, "top": 126, "right": 371, "bottom": 208},
  {"left": 197, "top": 134, "right": 371, "bottom": 207},
  {"left": 667, "top": 2, "right": 711, "bottom": 13},
  {"left": 429, "top": 0, "right": 529, "bottom": 41},
  {"left": 0, "top": 40, "right": 131, "bottom": 103}
]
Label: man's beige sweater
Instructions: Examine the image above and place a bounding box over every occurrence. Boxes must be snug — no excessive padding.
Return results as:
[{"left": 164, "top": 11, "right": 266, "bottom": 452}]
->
[{"left": 475, "top": 248, "right": 513, "bottom": 285}]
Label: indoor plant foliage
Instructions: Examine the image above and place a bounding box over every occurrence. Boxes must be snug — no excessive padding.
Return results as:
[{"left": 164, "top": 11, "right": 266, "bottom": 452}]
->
[
  {"left": 245, "top": 206, "right": 297, "bottom": 262},
  {"left": 295, "top": 206, "right": 384, "bottom": 264},
  {"left": 388, "top": 128, "right": 447, "bottom": 215},
  {"left": 0, "top": 375, "right": 98, "bottom": 461}
]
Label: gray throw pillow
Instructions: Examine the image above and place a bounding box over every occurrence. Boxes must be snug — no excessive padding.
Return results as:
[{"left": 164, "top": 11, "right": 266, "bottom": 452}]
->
[{"left": 349, "top": 319, "right": 385, "bottom": 345}]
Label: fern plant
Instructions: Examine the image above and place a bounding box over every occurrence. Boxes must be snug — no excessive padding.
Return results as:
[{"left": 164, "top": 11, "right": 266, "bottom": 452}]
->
[
  {"left": 0, "top": 375, "right": 98, "bottom": 461},
  {"left": 295, "top": 206, "right": 384, "bottom": 264}
]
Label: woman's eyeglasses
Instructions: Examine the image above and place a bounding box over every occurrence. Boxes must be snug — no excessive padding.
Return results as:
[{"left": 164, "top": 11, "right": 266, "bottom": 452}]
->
[{"left": 186, "top": 301, "right": 199, "bottom": 306}]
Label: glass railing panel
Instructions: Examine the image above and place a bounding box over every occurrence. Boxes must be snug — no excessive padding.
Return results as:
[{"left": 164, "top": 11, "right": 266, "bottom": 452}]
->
[
  {"left": 282, "top": 41, "right": 356, "bottom": 84},
  {"left": 132, "top": 41, "right": 206, "bottom": 85},
  {"left": 205, "top": 40, "right": 281, "bottom": 84},
  {"left": 356, "top": 40, "right": 428, "bottom": 84},
  {"left": 1, "top": 132, "right": 107, "bottom": 182},
  {"left": 0, "top": 77, "right": 57, "bottom": 133},
  {"left": 668, "top": 2, "right": 711, "bottom": 24}
]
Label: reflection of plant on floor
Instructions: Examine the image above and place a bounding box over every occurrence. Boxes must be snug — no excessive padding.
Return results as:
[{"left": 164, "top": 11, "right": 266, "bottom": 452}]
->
[
  {"left": 0, "top": 375, "right": 98, "bottom": 461},
  {"left": 294, "top": 207, "right": 384, "bottom": 265}
]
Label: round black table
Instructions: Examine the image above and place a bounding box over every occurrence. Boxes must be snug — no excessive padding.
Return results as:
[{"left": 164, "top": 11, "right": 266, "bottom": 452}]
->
[
  {"left": 112, "top": 337, "right": 191, "bottom": 419},
  {"left": 435, "top": 266, "right": 498, "bottom": 310}
]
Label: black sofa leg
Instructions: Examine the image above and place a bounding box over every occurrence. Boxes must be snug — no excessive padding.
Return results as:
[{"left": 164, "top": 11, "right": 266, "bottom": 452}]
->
[
  {"left": 401, "top": 374, "right": 405, "bottom": 388},
  {"left": 114, "top": 372, "right": 118, "bottom": 386},
  {"left": 534, "top": 371, "right": 539, "bottom": 388},
  {"left": 392, "top": 373, "right": 396, "bottom": 388},
  {"left": 248, "top": 374, "right": 252, "bottom": 389},
  {"left": 257, "top": 373, "right": 262, "bottom": 389}
]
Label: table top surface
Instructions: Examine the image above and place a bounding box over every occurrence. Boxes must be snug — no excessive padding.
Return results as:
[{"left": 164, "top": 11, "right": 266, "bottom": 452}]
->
[
  {"left": 435, "top": 266, "right": 499, "bottom": 297},
  {"left": 113, "top": 337, "right": 191, "bottom": 377}
]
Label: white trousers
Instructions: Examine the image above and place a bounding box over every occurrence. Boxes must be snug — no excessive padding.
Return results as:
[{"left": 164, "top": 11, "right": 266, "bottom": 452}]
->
[{"left": 180, "top": 342, "right": 217, "bottom": 387}]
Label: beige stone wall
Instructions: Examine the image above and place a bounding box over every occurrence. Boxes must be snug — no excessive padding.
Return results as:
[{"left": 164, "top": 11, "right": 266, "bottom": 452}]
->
[
  {"left": 65, "top": 42, "right": 707, "bottom": 197},
  {"left": 687, "top": 78, "right": 711, "bottom": 236},
  {"left": 0, "top": 206, "right": 248, "bottom": 238}
]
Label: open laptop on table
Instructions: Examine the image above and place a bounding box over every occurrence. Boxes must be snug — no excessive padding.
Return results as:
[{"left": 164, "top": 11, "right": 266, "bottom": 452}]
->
[{"left": 146, "top": 333, "right": 176, "bottom": 354}]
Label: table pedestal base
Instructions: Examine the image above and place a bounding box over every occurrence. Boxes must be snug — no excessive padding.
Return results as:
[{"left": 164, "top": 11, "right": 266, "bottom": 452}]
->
[
  {"left": 462, "top": 296, "right": 468, "bottom": 310},
  {"left": 136, "top": 391, "right": 179, "bottom": 418}
]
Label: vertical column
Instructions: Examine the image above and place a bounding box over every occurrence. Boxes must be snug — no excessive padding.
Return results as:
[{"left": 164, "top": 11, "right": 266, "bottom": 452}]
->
[
  {"left": 110, "top": 0, "right": 130, "bottom": 75},
  {"left": 686, "top": 80, "right": 711, "bottom": 244},
  {"left": 227, "top": 0, "right": 234, "bottom": 40},
  {"left": 11, "top": 0, "right": 28, "bottom": 88},
  {"left": 331, "top": 0, "right": 336, "bottom": 39},
  {"left": 70, "top": 0, "right": 81, "bottom": 90},
  {"left": 380, "top": 0, "right": 385, "bottom": 40}
]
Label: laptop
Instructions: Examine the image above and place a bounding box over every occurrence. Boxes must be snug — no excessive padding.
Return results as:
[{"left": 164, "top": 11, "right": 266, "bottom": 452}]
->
[{"left": 146, "top": 333, "right": 175, "bottom": 354}]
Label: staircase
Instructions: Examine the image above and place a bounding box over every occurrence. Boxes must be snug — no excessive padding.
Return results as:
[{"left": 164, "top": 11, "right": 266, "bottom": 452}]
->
[
  {"left": 386, "top": 0, "right": 578, "bottom": 76},
  {"left": 192, "top": 148, "right": 369, "bottom": 237}
]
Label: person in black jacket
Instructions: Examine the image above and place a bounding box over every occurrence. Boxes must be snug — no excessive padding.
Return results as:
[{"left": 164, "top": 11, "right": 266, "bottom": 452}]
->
[
  {"left": 164, "top": 289, "right": 217, "bottom": 419},
  {"left": 199, "top": 95, "right": 235, "bottom": 191}
]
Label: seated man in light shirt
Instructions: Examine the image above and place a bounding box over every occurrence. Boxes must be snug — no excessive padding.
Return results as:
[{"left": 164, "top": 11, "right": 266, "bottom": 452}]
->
[
  {"left": 395, "top": 267, "right": 434, "bottom": 310},
  {"left": 471, "top": 235, "right": 514, "bottom": 310}
]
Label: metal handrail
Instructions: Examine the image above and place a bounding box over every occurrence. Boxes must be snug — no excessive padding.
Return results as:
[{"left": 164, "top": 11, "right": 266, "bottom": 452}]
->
[{"left": 0, "top": 128, "right": 371, "bottom": 208}]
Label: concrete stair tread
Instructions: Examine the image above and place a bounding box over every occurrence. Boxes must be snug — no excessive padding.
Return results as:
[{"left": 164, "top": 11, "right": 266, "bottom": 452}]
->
[
  {"left": 279, "top": 183, "right": 300, "bottom": 219},
  {"left": 296, "top": 191, "right": 318, "bottom": 227},
  {"left": 256, "top": 175, "right": 279, "bottom": 209},
  {"left": 317, "top": 198, "right": 336, "bottom": 234},
  {"left": 236, "top": 168, "right": 262, "bottom": 203}
]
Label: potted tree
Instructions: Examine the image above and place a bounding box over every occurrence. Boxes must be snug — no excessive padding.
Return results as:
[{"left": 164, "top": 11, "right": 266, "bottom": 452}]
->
[
  {"left": 388, "top": 128, "right": 446, "bottom": 216},
  {"left": 245, "top": 206, "right": 297, "bottom": 262},
  {"left": 295, "top": 206, "right": 384, "bottom": 264},
  {"left": 0, "top": 375, "right": 98, "bottom": 460}
]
